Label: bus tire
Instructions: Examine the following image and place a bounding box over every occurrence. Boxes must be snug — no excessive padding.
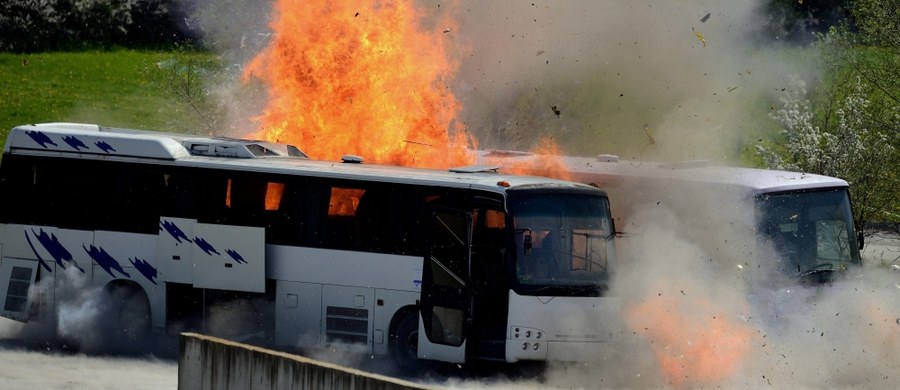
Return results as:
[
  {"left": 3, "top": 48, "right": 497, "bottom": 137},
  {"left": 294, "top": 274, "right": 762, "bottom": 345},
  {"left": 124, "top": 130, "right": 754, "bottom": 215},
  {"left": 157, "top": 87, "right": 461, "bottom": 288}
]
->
[{"left": 390, "top": 311, "right": 422, "bottom": 373}]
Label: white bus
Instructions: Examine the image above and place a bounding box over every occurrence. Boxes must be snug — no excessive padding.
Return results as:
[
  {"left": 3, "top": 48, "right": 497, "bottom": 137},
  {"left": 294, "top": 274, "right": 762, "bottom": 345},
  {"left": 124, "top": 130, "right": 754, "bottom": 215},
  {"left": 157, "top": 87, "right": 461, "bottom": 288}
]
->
[
  {"left": 478, "top": 150, "right": 863, "bottom": 287},
  {"left": 0, "top": 123, "right": 619, "bottom": 367}
]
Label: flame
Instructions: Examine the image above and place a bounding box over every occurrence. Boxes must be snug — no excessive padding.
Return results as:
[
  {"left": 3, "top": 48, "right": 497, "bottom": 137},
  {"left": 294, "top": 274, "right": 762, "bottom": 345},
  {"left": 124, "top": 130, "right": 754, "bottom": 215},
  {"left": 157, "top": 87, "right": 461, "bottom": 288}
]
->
[
  {"left": 624, "top": 286, "right": 757, "bottom": 388},
  {"left": 865, "top": 303, "right": 899, "bottom": 359},
  {"left": 485, "top": 137, "right": 574, "bottom": 180},
  {"left": 329, "top": 187, "right": 365, "bottom": 216},
  {"left": 265, "top": 182, "right": 284, "bottom": 210},
  {"left": 243, "top": 0, "right": 474, "bottom": 168}
]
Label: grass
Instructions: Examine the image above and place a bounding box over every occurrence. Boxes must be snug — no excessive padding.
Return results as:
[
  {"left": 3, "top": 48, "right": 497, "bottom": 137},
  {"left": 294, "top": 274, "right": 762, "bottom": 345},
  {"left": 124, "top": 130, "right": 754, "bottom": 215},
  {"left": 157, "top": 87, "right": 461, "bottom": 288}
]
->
[{"left": 0, "top": 50, "right": 218, "bottom": 142}]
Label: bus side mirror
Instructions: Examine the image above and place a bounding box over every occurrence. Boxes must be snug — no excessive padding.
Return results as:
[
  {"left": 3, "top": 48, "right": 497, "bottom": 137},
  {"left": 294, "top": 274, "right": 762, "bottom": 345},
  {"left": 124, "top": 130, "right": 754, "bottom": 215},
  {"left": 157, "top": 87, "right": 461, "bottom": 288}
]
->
[
  {"left": 524, "top": 232, "right": 533, "bottom": 256},
  {"left": 857, "top": 231, "right": 865, "bottom": 250}
]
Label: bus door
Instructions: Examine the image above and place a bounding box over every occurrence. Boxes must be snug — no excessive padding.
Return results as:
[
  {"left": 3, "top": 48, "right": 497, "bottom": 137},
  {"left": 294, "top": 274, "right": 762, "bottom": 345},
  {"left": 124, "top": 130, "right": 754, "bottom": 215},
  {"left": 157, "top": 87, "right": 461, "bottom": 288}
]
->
[{"left": 418, "top": 206, "right": 472, "bottom": 363}]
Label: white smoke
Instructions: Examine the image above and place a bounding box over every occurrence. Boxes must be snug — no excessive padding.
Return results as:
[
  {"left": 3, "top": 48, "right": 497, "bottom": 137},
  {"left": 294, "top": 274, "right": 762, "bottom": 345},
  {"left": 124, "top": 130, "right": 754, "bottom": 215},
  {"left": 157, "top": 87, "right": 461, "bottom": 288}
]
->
[{"left": 7, "top": 266, "right": 164, "bottom": 356}]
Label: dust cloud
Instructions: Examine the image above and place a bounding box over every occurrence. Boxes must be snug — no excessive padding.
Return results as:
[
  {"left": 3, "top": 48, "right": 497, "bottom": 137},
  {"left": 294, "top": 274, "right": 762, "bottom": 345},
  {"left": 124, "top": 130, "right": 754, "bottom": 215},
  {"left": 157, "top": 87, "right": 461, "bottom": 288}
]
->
[
  {"left": 190, "top": 0, "right": 820, "bottom": 163},
  {"left": 449, "top": 191, "right": 899, "bottom": 389},
  {"left": 1, "top": 265, "right": 173, "bottom": 356},
  {"left": 450, "top": 0, "right": 816, "bottom": 162}
]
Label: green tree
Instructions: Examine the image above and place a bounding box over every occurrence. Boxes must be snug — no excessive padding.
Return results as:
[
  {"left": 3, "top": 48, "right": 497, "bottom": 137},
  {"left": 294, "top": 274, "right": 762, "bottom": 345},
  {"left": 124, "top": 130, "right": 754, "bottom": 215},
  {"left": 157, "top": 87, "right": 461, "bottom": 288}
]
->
[{"left": 757, "top": 0, "right": 900, "bottom": 240}]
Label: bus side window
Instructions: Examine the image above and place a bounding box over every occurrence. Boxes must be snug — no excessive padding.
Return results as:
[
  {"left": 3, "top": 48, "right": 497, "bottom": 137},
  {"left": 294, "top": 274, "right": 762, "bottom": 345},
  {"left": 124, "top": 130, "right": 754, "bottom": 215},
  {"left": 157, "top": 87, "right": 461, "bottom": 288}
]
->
[
  {"left": 194, "top": 174, "right": 230, "bottom": 224},
  {"left": 0, "top": 156, "right": 39, "bottom": 225},
  {"left": 225, "top": 176, "right": 267, "bottom": 226},
  {"left": 355, "top": 186, "right": 428, "bottom": 255},
  {"left": 109, "top": 164, "right": 165, "bottom": 234},
  {"left": 471, "top": 208, "right": 507, "bottom": 282},
  {"left": 324, "top": 186, "right": 366, "bottom": 250},
  {"left": 262, "top": 180, "right": 305, "bottom": 246},
  {"left": 46, "top": 159, "right": 107, "bottom": 230}
]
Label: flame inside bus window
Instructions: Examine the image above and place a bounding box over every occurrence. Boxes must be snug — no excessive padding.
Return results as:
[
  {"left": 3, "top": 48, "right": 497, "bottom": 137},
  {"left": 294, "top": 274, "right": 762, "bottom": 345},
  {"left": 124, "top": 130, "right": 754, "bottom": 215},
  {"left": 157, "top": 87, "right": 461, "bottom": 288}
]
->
[
  {"left": 265, "top": 182, "right": 285, "bottom": 211},
  {"left": 329, "top": 187, "right": 365, "bottom": 216},
  {"left": 483, "top": 209, "right": 506, "bottom": 229}
]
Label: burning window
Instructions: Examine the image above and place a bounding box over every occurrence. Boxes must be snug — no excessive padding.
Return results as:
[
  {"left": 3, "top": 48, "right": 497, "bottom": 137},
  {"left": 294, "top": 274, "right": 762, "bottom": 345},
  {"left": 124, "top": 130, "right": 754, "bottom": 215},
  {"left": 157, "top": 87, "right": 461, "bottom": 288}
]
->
[
  {"left": 265, "top": 182, "right": 285, "bottom": 211},
  {"left": 328, "top": 187, "right": 365, "bottom": 216},
  {"left": 483, "top": 209, "right": 506, "bottom": 229},
  {"left": 224, "top": 178, "right": 286, "bottom": 213}
]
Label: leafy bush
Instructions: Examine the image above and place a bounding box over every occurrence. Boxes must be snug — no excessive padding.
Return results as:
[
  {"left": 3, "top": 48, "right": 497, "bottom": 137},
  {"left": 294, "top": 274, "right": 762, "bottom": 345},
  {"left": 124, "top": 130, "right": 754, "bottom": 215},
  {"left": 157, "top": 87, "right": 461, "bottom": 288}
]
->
[{"left": 0, "top": 0, "right": 193, "bottom": 52}]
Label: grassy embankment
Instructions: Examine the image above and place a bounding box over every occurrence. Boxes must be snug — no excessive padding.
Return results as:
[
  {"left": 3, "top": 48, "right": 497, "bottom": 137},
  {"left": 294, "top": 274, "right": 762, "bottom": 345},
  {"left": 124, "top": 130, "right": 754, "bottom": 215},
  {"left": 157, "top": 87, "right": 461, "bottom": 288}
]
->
[{"left": 0, "top": 50, "right": 216, "bottom": 143}]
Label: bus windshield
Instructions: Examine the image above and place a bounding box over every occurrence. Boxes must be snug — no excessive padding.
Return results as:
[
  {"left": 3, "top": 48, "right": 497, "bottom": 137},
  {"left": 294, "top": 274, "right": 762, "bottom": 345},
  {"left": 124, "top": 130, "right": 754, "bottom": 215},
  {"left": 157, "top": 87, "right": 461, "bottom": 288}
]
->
[
  {"left": 756, "top": 188, "right": 861, "bottom": 279},
  {"left": 509, "top": 191, "right": 615, "bottom": 296}
]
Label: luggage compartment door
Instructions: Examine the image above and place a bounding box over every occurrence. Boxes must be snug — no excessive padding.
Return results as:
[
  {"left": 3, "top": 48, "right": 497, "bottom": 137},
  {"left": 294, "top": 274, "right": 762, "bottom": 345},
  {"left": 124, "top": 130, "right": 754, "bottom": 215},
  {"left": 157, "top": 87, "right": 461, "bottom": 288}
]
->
[
  {"left": 191, "top": 223, "right": 265, "bottom": 293},
  {"left": 0, "top": 258, "right": 39, "bottom": 322}
]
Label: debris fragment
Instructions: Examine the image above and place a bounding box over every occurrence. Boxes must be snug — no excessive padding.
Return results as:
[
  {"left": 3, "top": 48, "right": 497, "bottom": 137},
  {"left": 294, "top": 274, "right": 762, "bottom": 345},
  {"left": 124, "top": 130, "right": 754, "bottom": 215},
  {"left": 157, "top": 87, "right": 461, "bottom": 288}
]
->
[
  {"left": 727, "top": 86, "right": 738, "bottom": 93},
  {"left": 443, "top": 28, "right": 451, "bottom": 33},
  {"left": 692, "top": 27, "right": 707, "bottom": 47},
  {"left": 536, "top": 50, "right": 545, "bottom": 56},
  {"left": 701, "top": 13, "right": 710, "bottom": 23},
  {"left": 551, "top": 106, "right": 561, "bottom": 117}
]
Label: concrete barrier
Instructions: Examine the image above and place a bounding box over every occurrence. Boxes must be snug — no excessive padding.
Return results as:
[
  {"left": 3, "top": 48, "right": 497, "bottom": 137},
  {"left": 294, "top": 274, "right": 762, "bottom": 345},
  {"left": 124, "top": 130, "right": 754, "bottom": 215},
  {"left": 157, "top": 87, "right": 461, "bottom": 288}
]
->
[{"left": 178, "top": 333, "right": 436, "bottom": 390}]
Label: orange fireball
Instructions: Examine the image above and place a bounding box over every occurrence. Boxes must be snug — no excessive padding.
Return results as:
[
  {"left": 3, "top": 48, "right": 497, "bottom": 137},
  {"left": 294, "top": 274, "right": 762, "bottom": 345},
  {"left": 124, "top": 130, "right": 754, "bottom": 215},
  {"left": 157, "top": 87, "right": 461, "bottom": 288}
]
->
[
  {"left": 625, "top": 287, "right": 757, "bottom": 388},
  {"left": 243, "top": 0, "right": 473, "bottom": 168}
]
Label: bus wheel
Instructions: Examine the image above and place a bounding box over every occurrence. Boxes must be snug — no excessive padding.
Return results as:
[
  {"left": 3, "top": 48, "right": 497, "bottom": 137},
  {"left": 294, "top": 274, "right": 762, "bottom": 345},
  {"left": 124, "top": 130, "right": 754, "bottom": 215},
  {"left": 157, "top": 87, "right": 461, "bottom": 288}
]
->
[
  {"left": 391, "top": 312, "right": 421, "bottom": 373},
  {"left": 107, "top": 284, "right": 151, "bottom": 344}
]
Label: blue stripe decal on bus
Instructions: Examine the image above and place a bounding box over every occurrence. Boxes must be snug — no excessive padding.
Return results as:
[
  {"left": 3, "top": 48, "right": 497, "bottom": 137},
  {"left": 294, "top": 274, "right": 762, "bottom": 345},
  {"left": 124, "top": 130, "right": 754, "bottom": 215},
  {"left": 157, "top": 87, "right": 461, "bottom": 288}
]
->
[
  {"left": 129, "top": 258, "right": 158, "bottom": 285},
  {"left": 25, "top": 131, "right": 58, "bottom": 148},
  {"left": 95, "top": 141, "right": 116, "bottom": 153},
  {"left": 193, "top": 237, "right": 220, "bottom": 256},
  {"left": 225, "top": 249, "right": 247, "bottom": 264},
  {"left": 160, "top": 220, "right": 192, "bottom": 244},
  {"left": 23, "top": 230, "right": 53, "bottom": 273},
  {"left": 31, "top": 228, "right": 84, "bottom": 273},
  {"left": 62, "top": 136, "right": 89, "bottom": 151},
  {"left": 83, "top": 244, "right": 131, "bottom": 278}
]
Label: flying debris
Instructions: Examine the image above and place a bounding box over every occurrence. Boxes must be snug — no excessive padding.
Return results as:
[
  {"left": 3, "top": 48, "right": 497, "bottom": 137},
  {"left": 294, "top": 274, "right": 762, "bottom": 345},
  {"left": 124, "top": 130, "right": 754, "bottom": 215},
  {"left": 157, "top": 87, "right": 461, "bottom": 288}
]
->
[
  {"left": 701, "top": 13, "right": 711, "bottom": 23},
  {"left": 551, "top": 106, "right": 561, "bottom": 117},
  {"left": 692, "top": 27, "right": 707, "bottom": 47}
]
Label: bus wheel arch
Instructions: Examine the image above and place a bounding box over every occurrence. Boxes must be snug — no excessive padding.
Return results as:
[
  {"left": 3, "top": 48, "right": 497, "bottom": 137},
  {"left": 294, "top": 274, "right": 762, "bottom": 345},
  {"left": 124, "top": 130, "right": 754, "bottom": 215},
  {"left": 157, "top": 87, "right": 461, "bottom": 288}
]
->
[
  {"left": 389, "top": 306, "right": 421, "bottom": 372},
  {"left": 103, "top": 280, "right": 152, "bottom": 344}
]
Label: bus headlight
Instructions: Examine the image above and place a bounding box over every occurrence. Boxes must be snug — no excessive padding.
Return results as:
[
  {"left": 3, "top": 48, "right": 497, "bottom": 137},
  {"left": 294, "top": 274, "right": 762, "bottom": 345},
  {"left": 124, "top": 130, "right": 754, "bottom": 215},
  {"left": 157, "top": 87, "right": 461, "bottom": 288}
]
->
[{"left": 511, "top": 326, "right": 545, "bottom": 341}]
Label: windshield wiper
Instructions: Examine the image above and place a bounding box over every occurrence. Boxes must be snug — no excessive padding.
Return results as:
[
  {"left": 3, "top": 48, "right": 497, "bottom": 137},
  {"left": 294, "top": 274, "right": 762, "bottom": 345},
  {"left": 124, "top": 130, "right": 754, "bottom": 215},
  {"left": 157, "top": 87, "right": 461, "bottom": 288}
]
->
[
  {"left": 567, "top": 284, "right": 606, "bottom": 295},
  {"left": 796, "top": 263, "right": 835, "bottom": 277},
  {"left": 530, "top": 284, "right": 604, "bottom": 296}
]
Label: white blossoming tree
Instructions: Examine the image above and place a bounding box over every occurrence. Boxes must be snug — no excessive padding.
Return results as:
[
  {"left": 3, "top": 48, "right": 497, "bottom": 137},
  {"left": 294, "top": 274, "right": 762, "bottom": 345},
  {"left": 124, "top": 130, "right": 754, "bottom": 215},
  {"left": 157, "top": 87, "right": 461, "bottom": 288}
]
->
[{"left": 757, "top": 12, "right": 899, "bottom": 246}]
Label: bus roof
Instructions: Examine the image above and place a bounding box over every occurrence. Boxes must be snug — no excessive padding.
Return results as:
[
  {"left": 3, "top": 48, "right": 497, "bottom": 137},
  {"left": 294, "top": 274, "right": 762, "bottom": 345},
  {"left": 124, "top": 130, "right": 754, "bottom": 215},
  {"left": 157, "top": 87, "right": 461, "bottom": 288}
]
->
[
  {"left": 477, "top": 150, "right": 849, "bottom": 196},
  {"left": 3, "top": 123, "right": 600, "bottom": 195}
]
